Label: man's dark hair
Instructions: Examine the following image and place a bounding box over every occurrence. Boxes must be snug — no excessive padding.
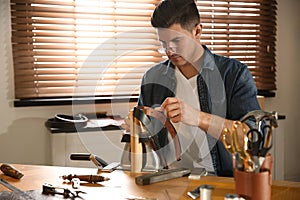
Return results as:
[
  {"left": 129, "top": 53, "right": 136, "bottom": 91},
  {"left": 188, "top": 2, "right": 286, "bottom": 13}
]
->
[{"left": 151, "top": 0, "right": 200, "bottom": 32}]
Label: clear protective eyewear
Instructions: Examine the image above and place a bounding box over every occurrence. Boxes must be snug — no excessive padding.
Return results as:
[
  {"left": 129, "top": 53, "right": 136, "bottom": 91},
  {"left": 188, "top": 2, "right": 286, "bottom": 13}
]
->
[
  {"left": 158, "top": 46, "right": 178, "bottom": 54},
  {"left": 157, "top": 39, "right": 182, "bottom": 54}
]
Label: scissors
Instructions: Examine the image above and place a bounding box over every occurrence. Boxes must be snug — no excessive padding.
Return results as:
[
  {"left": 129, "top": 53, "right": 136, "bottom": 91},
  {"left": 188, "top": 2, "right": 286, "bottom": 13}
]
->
[
  {"left": 247, "top": 124, "right": 273, "bottom": 172},
  {"left": 222, "top": 121, "right": 255, "bottom": 172}
]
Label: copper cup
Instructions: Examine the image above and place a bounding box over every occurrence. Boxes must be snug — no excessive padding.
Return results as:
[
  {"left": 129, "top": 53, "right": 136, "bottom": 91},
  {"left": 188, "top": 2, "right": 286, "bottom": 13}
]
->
[{"left": 234, "top": 154, "right": 272, "bottom": 200}]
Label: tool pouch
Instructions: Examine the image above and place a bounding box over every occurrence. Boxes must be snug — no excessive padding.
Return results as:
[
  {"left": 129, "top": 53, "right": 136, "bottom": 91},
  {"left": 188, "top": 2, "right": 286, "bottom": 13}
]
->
[{"left": 120, "top": 106, "right": 181, "bottom": 171}]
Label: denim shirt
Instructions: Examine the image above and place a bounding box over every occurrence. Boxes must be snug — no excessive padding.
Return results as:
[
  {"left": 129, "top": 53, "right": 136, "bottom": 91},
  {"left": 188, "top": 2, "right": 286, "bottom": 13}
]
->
[{"left": 138, "top": 45, "right": 261, "bottom": 177}]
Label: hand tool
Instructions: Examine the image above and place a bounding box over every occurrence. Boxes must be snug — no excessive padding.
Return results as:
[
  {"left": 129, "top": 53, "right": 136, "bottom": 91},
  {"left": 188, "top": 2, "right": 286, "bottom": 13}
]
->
[
  {"left": 260, "top": 125, "right": 273, "bottom": 157},
  {"left": 42, "top": 183, "right": 86, "bottom": 199},
  {"left": 0, "top": 178, "right": 33, "bottom": 199},
  {"left": 246, "top": 128, "right": 263, "bottom": 172},
  {"left": 0, "top": 163, "right": 24, "bottom": 179},
  {"left": 60, "top": 174, "right": 110, "bottom": 183},
  {"left": 135, "top": 168, "right": 191, "bottom": 185},
  {"left": 101, "top": 162, "right": 120, "bottom": 172},
  {"left": 222, "top": 121, "right": 255, "bottom": 172},
  {"left": 234, "top": 152, "right": 244, "bottom": 171},
  {"left": 70, "top": 153, "right": 108, "bottom": 168},
  {"left": 240, "top": 110, "right": 278, "bottom": 129},
  {"left": 0, "top": 178, "right": 24, "bottom": 194},
  {"left": 187, "top": 185, "right": 201, "bottom": 199},
  {"left": 188, "top": 167, "right": 207, "bottom": 180},
  {"left": 247, "top": 124, "right": 273, "bottom": 172}
]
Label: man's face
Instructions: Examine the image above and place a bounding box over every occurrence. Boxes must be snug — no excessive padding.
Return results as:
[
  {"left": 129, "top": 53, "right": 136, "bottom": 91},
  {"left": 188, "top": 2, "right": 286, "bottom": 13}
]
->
[{"left": 157, "top": 24, "right": 202, "bottom": 67}]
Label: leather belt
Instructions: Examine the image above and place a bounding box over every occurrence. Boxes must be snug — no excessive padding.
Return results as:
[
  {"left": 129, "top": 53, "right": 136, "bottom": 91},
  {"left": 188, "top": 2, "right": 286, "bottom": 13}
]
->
[{"left": 135, "top": 106, "right": 181, "bottom": 162}]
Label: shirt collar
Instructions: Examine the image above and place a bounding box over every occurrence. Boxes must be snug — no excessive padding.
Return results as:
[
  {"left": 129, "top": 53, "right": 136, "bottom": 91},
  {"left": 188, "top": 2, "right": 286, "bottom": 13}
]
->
[{"left": 201, "top": 45, "right": 215, "bottom": 71}]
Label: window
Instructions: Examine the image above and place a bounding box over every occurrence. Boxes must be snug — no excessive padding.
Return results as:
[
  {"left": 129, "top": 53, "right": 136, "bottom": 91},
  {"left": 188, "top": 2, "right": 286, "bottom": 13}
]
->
[
  {"left": 197, "top": 0, "right": 277, "bottom": 96},
  {"left": 10, "top": 0, "right": 277, "bottom": 107}
]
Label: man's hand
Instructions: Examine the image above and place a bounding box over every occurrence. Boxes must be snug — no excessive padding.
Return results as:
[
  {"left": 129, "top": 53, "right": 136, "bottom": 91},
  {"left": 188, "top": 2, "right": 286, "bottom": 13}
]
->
[{"left": 161, "top": 97, "right": 200, "bottom": 127}]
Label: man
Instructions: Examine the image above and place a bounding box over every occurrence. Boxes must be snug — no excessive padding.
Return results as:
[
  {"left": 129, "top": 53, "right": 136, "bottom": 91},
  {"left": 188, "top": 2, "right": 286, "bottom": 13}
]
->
[{"left": 125, "top": 0, "right": 261, "bottom": 177}]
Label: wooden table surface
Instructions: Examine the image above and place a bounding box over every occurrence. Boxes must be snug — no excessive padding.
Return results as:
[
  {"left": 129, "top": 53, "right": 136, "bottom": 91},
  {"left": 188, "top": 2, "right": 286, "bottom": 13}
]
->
[{"left": 0, "top": 164, "right": 300, "bottom": 199}]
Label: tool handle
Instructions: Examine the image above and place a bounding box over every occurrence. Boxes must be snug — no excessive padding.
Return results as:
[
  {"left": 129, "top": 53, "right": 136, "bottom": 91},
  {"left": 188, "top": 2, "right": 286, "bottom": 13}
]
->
[
  {"left": 0, "top": 164, "right": 24, "bottom": 179},
  {"left": 70, "top": 153, "right": 108, "bottom": 167},
  {"left": 70, "top": 153, "right": 91, "bottom": 161},
  {"left": 61, "top": 174, "right": 110, "bottom": 183}
]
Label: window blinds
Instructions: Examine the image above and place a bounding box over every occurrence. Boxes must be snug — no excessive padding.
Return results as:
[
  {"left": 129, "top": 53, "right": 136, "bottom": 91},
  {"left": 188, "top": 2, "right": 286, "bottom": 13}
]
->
[
  {"left": 197, "top": 0, "right": 277, "bottom": 92},
  {"left": 11, "top": 0, "right": 277, "bottom": 101}
]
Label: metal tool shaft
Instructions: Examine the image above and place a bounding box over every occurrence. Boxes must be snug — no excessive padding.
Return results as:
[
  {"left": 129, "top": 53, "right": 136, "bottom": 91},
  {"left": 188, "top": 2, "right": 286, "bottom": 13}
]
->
[
  {"left": 0, "top": 179, "right": 33, "bottom": 199},
  {"left": 0, "top": 179, "right": 23, "bottom": 193}
]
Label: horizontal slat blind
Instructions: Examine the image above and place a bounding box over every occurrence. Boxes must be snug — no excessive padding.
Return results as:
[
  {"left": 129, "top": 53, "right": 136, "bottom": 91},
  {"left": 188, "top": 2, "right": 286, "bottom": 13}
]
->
[
  {"left": 11, "top": 0, "right": 277, "bottom": 100},
  {"left": 197, "top": 0, "right": 277, "bottom": 91},
  {"left": 11, "top": 0, "right": 162, "bottom": 98}
]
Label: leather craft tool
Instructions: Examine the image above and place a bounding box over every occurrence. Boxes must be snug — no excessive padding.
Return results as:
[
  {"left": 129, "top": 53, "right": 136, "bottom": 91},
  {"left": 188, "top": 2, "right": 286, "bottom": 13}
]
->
[
  {"left": 101, "top": 162, "right": 120, "bottom": 172},
  {"left": 247, "top": 125, "right": 273, "bottom": 172},
  {"left": 222, "top": 121, "right": 255, "bottom": 172},
  {"left": 60, "top": 174, "right": 110, "bottom": 183},
  {"left": 0, "top": 178, "right": 33, "bottom": 199},
  {"left": 42, "top": 183, "right": 86, "bottom": 198},
  {"left": 135, "top": 168, "right": 191, "bottom": 185},
  {"left": 0, "top": 163, "right": 24, "bottom": 179},
  {"left": 70, "top": 153, "right": 108, "bottom": 168}
]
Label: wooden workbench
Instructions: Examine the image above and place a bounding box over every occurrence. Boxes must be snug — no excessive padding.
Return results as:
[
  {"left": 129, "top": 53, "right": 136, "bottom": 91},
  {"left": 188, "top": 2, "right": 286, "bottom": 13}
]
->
[{"left": 0, "top": 164, "right": 299, "bottom": 199}]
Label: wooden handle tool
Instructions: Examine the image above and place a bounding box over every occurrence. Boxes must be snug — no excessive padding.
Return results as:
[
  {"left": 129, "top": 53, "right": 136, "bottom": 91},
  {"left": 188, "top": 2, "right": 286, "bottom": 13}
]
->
[{"left": 0, "top": 163, "right": 24, "bottom": 179}]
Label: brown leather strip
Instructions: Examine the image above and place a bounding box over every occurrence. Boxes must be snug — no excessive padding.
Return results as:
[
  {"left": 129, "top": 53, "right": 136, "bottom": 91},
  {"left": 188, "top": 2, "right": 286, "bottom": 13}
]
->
[{"left": 136, "top": 106, "right": 181, "bottom": 161}]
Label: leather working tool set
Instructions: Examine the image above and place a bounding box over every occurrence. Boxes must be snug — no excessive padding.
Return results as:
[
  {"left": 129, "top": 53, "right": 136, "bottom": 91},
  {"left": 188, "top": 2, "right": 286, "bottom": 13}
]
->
[
  {"left": 0, "top": 163, "right": 109, "bottom": 199},
  {"left": 1, "top": 108, "right": 280, "bottom": 199},
  {"left": 221, "top": 110, "right": 279, "bottom": 200},
  {"left": 71, "top": 106, "right": 190, "bottom": 185},
  {"left": 222, "top": 110, "right": 278, "bottom": 173}
]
